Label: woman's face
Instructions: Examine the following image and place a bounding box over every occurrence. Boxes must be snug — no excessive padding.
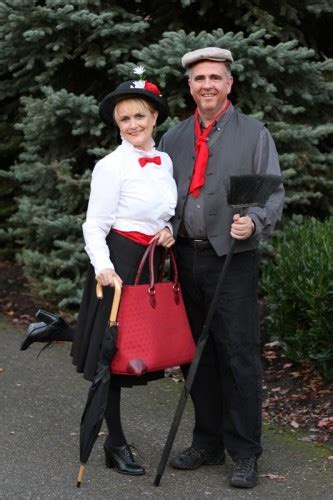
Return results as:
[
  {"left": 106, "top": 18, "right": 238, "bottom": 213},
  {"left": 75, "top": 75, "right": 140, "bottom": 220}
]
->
[{"left": 114, "top": 99, "right": 158, "bottom": 152}]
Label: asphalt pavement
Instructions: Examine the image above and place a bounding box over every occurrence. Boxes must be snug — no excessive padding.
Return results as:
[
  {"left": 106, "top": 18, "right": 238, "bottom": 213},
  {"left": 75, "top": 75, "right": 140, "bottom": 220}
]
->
[{"left": 1, "top": 316, "right": 332, "bottom": 499}]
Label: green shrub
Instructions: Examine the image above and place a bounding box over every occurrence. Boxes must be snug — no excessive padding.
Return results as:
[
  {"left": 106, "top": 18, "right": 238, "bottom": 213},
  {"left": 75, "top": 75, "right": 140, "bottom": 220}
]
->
[{"left": 261, "top": 217, "right": 333, "bottom": 382}]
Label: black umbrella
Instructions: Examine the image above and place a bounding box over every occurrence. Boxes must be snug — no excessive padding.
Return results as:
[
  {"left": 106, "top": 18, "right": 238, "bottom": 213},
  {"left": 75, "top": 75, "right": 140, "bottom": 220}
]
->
[
  {"left": 154, "top": 174, "right": 283, "bottom": 486},
  {"left": 76, "top": 278, "right": 122, "bottom": 487}
]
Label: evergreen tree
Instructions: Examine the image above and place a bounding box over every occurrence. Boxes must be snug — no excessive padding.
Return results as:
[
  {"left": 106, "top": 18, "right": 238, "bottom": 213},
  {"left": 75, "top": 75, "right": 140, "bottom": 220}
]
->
[
  {"left": 0, "top": 121, "right": 20, "bottom": 259},
  {"left": 121, "top": 0, "right": 332, "bottom": 57},
  {"left": 129, "top": 29, "right": 332, "bottom": 218},
  {"left": 0, "top": 0, "right": 150, "bottom": 307},
  {"left": 10, "top": 87, "right": 101, "bottom": 307},
  {"left": 0, "top": 0, "right": 149, "bottom": 261},
  {"left": 0, "top": 1, "right": 332, "bottom": 308}
]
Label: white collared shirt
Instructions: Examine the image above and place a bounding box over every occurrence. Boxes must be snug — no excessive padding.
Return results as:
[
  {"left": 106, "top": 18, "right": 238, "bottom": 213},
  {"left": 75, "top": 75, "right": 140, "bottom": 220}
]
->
[{"left": 82, "top": 139, "right": 177, "bottom": 274}]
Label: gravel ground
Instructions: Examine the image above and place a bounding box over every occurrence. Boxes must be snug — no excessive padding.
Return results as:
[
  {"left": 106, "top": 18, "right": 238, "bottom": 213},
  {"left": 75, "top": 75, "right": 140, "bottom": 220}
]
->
[{"left": 1, "top": 317, "right": 332, "bottom": 500}]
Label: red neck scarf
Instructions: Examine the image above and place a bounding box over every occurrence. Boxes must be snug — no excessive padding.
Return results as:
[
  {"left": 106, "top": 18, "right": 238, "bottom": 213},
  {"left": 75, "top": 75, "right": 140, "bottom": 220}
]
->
[{"left": 188, "top": 99, "right": 231, "bottom": 197}]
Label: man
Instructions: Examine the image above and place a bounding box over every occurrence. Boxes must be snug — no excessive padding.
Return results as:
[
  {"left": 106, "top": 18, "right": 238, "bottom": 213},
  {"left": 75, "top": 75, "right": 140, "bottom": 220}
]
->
[{"left": 159, "top": 47, "right": 284, "bottom": 488}]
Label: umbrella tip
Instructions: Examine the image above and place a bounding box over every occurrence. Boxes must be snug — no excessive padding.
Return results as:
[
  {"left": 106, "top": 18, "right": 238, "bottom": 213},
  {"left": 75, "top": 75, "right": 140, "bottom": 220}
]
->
[
  {"left": 77, "top": 464, "right": 85, "bottom": 488},
  {"left": 153, "top": 474, "right": 161, "bottom": 486}
]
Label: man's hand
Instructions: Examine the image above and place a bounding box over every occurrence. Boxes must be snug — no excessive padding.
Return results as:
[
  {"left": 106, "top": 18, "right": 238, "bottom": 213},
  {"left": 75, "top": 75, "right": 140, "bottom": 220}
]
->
[
  {"left": 96, "top": 268, "right": 123, "bottom": 287},
  {"left": 230, "top": 214, "right": 255, "bottom": 240},
  {"left": 153, "top": 227, "right": 175, "bottom": 248}
]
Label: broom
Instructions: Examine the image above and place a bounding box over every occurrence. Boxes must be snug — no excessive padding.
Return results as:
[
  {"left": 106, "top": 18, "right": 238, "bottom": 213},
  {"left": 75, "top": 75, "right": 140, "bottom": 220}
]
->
[{"left": 153, "top": 174, "right": 283, "bottom": 487}]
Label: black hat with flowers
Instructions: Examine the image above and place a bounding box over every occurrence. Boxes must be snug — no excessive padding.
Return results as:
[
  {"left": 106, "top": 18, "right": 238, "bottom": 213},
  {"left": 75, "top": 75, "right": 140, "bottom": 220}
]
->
[{"left": 99, "top": 66, "right": 169, "bottom": 126}]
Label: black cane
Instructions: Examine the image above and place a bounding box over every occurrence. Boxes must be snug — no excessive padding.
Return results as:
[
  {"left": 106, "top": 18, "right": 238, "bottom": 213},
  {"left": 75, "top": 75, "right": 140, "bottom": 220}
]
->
[{"left": 153, "top": 174, "right": 283, "bottom": 487}]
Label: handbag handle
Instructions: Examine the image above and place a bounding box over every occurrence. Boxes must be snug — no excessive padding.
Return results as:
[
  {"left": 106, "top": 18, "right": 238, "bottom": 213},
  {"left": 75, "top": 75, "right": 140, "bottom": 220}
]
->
[
  {"left": 96, "top": 278, "right": 122, "bottom": 326},
  {"left": 134, "top": 239, "right": 178, "bottom": 284},
  {"left": 134, "top": 239, "right": 155, "bottom": 284},
  {"left": 134, "top": 239, "right": 180, "bottom": 307},
  {"left": 149, "top": 240, "right": 179, "bottom": 287}
]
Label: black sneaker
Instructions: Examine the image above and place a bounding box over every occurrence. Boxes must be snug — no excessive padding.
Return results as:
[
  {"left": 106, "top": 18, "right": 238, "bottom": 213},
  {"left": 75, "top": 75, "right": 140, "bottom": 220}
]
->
[
  {"left": 230, "top": 456, "right": 258, "bottom": 488},
  {"left": 169, "top": 446, "right": 225, "bottom": 470}
]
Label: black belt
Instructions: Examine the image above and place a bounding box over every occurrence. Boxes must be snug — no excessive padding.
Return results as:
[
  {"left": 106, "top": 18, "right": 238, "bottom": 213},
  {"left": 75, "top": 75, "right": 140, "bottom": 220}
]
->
[{"left": 178, "top": 237, "right": 212, "bottom": 250}]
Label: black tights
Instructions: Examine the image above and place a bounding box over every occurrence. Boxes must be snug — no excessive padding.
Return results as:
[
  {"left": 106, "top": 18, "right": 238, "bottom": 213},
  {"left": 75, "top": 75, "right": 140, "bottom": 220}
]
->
[{"left": 104, "top": 385, "right": 126, "bottom": 447}]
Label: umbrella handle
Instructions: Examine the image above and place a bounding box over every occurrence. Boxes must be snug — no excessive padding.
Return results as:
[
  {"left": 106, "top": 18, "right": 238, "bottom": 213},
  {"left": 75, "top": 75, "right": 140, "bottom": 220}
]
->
[
  {"left": 96, "top": 279, "right": 122, "bottom": 324},
  {"left": 110, "top": 278, "right": 122, "bottom": 323},
  {"left": 96, "top": 282, "right": 103, "bottom": 299}
]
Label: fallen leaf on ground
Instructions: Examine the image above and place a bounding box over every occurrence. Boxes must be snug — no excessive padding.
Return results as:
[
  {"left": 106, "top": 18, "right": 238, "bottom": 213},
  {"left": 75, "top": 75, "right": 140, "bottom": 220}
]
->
[
  {"left": 264, "top": 341, "right": 280, "bottom": 348},
  {"left": 261, "top": 473, "right": 286, "bottom": 480},
  {"left": 263, "top": 350, "right": 278, "bottom": 360},
  {"left": 316, "top": 417, "right": 333, "bottom": 430},
  {"left": 315, "top": 435, "right": 329, "bottom": 443},
  {"left": 298, "top": 436, "right": 315, "bottom": 442}
]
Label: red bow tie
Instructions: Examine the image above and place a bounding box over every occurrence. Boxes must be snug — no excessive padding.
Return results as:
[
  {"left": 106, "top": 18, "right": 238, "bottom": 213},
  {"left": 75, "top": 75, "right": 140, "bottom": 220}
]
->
[{"left": 138, "top": 156, "right": 161, "bottom": 167}]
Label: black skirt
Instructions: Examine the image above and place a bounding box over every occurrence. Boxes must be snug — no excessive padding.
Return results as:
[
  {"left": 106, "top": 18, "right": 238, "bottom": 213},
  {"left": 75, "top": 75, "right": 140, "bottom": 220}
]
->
[{"left": 70, "top": 231, "right": 164, "bottom": 387}]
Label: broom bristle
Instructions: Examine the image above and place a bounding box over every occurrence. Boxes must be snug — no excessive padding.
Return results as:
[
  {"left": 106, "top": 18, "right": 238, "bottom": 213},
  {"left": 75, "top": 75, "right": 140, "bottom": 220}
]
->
[{"left": 227, "top": 174, "right": 282, "bottom": 209}]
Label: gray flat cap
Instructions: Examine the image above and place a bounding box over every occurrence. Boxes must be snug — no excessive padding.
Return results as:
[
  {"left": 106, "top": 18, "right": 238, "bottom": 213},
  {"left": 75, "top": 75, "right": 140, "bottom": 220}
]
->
[{"left": 181, "top": 47, "right": 233, "bottom": 69}]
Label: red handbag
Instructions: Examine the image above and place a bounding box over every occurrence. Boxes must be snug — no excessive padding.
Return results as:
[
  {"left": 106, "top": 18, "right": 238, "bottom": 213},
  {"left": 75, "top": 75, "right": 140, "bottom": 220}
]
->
[{"left": 105, "top": 240, "right": 195, "bottom": 376}]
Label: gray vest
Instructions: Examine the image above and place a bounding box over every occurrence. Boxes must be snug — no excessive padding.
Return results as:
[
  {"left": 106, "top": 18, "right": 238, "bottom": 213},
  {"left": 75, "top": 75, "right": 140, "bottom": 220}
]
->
[{"left": 159, "top": 109, "right": 264, "bottom": 257}]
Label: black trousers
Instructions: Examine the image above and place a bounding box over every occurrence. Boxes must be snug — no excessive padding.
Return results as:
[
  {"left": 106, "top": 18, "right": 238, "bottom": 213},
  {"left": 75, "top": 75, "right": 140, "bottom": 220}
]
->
[{"left": 175, "top": 240, "right": 263, "bottom": 461}]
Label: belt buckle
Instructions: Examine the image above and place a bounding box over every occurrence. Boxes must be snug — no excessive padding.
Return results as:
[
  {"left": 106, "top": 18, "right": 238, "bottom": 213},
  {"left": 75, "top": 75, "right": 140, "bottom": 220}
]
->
[{"left": 193, "top": 238, "right": 208, "bottom": 250}]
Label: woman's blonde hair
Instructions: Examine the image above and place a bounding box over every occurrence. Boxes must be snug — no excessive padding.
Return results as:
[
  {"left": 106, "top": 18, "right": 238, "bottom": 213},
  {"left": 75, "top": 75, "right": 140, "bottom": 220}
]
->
[{"left": 113, "top": 98, "right": 157, "bottom": 124}]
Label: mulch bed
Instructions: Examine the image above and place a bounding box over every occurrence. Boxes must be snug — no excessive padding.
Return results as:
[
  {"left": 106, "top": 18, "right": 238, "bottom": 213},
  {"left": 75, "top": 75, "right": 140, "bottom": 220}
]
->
[
  {"left": 262, "top": 341, "right": 332, "bottom": 448},
  {"left": 1, "top": 260, "right": 332, "bottom": 450}
]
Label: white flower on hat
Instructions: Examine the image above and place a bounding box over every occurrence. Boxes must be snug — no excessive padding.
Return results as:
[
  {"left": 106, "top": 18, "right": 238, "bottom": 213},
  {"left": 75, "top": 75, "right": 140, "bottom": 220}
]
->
[
  {"left": 133, "top": 65, "right": 145, "bottom": 78},
  {"left": 132, "top": 65, "right": 146, "bottom": 87}
]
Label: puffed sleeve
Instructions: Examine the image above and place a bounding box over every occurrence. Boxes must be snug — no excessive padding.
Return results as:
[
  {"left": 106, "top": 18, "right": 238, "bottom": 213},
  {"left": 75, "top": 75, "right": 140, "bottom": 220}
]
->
[{"left": 82, "top": 155, "right": 122, "bottom": 274}]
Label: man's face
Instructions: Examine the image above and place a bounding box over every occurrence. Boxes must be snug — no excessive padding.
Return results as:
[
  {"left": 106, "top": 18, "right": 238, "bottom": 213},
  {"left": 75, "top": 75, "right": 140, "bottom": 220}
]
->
[{"left": 188, "top": 61, "right": 233, "bottom": 120}]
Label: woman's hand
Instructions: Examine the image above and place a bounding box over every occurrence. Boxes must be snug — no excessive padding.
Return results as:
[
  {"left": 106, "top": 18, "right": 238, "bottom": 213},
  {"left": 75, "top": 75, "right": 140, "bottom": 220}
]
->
[
  {"left": 153, "top": 227, "right": 175, "bottom": 248},
  {"left": 230, "top": 214, "right": 255, "bottom": 240},
  {"left": 96, "top": 268, "right": 122, "bottom": 287}
]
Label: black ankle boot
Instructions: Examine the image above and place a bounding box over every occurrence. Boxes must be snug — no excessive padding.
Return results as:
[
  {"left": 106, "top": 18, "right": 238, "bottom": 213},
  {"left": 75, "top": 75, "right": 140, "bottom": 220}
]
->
[
  {"left": 36, "top": 309, "right": 60, "bottom": 323},
  {"left": 103, "top": 443, "right": 145, "bottom": 476},
  {"left": 230, "top": 456, "right": 258, "bottom": 488},
  {"left": 20, "top": 311, "right": 74, "bottom": 351}
]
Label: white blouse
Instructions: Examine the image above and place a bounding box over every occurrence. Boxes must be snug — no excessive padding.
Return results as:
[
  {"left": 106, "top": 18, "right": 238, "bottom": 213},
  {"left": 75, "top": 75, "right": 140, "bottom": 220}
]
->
[{"left": 82, "top": 139, "right": 178, "bottom": 275}]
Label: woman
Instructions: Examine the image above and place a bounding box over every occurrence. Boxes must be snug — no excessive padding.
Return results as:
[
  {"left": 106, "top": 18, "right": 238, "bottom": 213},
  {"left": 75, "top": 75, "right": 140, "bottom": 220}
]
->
[{"left": 21, "top": 74, "right": 177, "bottom": 476}]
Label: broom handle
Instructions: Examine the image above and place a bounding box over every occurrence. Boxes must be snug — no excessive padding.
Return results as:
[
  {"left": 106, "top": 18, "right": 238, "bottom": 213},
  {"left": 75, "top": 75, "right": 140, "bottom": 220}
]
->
[
  {"left": 154, "top": 237, "right": 237, "bottom": 486},
  {"left": 96, "top": 278, "right": 122, "bottom": 324}
]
